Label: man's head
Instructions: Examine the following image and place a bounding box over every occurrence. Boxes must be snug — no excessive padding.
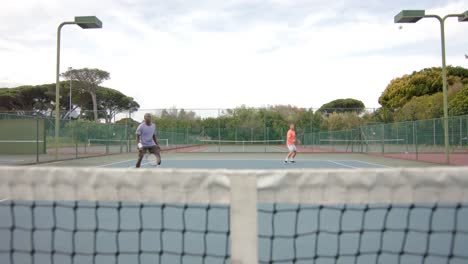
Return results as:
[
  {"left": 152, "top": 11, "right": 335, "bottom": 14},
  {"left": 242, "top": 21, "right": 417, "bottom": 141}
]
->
[
  {"left": 290, "top": 123, "right": 295, "bottom": 130},
  {"left": 144, "top": 113, "right": 152, "bottom": 124}
]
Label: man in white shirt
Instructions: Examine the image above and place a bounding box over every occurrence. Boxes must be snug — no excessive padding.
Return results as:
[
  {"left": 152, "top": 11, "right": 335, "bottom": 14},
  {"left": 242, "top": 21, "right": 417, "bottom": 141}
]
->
[{"left": 135, "top": 113, "right": 161, "bottom": 168}]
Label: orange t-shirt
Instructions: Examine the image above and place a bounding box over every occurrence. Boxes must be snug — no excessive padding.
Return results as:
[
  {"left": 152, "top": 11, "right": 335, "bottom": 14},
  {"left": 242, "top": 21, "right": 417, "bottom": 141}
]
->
[{"left": 287, "top": 129, "right": 296, "bottom": 145}]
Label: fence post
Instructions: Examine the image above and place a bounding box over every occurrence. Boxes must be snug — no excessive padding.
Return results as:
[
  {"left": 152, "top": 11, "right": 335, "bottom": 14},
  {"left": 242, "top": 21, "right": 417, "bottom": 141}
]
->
[
  {"left": 106, "top": 123, "right": 110, "bottom": 154},
  {"left": 125, "top": 119, "right": 129, "bottom": 152},
  {"left": 405, "top": 122, "right": 409, "bottom": 153},
  {"left": 85, "top": 123, "right": 88, "bottom": 154},
  {"left": 381, "top": 123, "right": 385, "bottom": 154},
  {"left": 74, "top": 121, "right": 78, "bottom": 158},
  {"left": 466, "top": 116, "right": 468, "bottom": 148},
  {"left": 460, "top": 117, "right": 462, "bottom": 148},
  {"left": 172, "top": 127, "right": 175, "bottom": 148},
  {"left": 218, "top": 109, "right": 221, "bottom": 153},
  {"left": 36, "top": 116, "right": 39, "bottom": 163},
  {"left": 413, "top": 121, "right": 418, "bottom": 160},
  {"left": 450, "top": 117, "right": 454, "bottom": 146}
]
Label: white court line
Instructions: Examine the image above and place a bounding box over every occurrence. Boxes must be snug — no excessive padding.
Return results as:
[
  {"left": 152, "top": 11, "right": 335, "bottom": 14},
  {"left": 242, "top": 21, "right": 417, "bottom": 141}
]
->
[
  {"left": 97, "top": 159, "right": 135, "bottom": 168},
  {"left": 349, "top": 160, "right": 391, "bottom": 168},
  {"left": 0, "top": 160, "right": 25, "bottom": 163},
  {"left": 139, "top": 161, "right": 158, "bottom": 168},
  {"left": 0, "top": 198, "right": 9, "bottom": 203},
  {"left": 269, "top": 146, "right": 288, "bottom": 152},
  {"left": 142, "top": 159, "right": 298, "bottom": 161},
  {"left": 101, "top": 159, "right": 385, "bottom": 169},
  {"left": 327, "top": 160, "right": 358, "bottom": 169}
]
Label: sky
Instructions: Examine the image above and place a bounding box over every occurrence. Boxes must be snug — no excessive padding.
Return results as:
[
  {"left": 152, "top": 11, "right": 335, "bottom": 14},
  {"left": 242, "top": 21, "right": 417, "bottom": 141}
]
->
[{"left": 1, "top": 0, "right": 467, "bottom": 111}]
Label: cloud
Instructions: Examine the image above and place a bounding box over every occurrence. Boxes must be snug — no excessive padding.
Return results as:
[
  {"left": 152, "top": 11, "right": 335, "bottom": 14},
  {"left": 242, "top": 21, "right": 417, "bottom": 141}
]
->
[{"left": 0, "top": 0, "right": 467, "bottom": 110}]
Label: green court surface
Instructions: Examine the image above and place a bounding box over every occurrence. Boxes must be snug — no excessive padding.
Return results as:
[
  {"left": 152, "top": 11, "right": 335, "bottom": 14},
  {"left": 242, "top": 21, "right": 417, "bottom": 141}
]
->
[{"left": 38, "top": 152, "right": 440, "bottom": 169}]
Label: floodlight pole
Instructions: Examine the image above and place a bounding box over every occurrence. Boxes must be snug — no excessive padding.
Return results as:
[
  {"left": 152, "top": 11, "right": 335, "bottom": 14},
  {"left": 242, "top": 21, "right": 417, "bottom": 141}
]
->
[
  {"left": 55, "top": 22, "right": 77, "bottom": 160},
  {"left": 395, "top": 10, "right": 467, "bottom": 164},
  {"left": 423, "top": 14, "right": 461, "bottom": 164},
  {"left": 69, "top": 67, "right": 73, "bottom": 120},
  {"left": 54, "top": 16, "right": 102, "bottom": 160}
]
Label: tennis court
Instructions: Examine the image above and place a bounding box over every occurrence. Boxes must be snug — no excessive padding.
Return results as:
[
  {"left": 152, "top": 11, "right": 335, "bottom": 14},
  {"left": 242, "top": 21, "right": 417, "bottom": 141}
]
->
[
  {"left": 1, "top": 121, "right": 465, "bottom": 264},
  {"left": 39, "top": 151, "right": 440, "bottom": 169}
]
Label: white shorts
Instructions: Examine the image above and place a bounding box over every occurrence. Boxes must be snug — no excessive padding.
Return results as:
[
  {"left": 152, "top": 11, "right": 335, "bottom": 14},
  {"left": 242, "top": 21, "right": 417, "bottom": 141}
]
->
[{"left": 287, "top": 144, "right": 297, "bottom": 152}]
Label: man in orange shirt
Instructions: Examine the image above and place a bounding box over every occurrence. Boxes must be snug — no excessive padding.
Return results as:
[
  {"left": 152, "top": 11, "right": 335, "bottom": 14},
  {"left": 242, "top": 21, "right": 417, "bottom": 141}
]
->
[{"left": 284, "top": 123, "right": 300, "bottom": 164}]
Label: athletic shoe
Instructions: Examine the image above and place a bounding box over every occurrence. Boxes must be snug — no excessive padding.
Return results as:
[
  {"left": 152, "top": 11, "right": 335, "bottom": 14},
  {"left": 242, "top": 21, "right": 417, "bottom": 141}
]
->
[
  {"left": 290, "top": 160, "right": 296, "bottom": 163},
  {"left": 283, "top": 160, "right": 289, "bottom": 164}
]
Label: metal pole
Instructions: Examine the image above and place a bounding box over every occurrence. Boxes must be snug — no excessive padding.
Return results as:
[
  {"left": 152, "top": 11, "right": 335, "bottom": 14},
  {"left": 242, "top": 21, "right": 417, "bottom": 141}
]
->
[
  {"left": 423, "top": 14, "right": 461, "bottom": 163},
  {"left": 439, "top": 18, "right": 450, "bottom": 164},
  {"left": 55, "top": 22, "right": 75, "bottom": 160},
  {"left": 460, "top": 117, "right": 463, "bottom": 147},
  {"left": 381, "top": 123, "right": 385, "bottom": 154},
  {"left": 218, "top": 109, "right": 221, "bottom": 152},
  {"left": 125, "top": 117, "right": 129, "bottom": 152},
  {"left": 36, "top": 116, "right": 39, "bottom": 163},
  {"left": 415, "top": 121, "right": 419, "bottom": 160},
  {"left": 69, "top": 67, "right": 72, "bottom": 120}
]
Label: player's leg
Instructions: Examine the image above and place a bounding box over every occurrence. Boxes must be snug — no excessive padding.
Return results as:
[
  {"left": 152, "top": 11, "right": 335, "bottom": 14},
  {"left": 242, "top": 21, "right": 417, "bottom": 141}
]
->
[
  {"left": 284, "top": 145, "right": 292, "bottom": 163},
  {"left": 136, "top": 149, "right": 144, "bottom": 168},
  {"left": 290, "top": 151, "right": 297, "bottom": 163},
  {"left": 290, "top": 145, "right": 297, "bottom": 163},
  {"left": 151, "top": 145, "right": 161, "bottom": 166}
]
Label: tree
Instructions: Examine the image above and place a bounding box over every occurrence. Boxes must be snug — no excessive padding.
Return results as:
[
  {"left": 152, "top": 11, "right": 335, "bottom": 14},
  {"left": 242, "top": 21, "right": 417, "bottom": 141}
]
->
[
  {"left": 318, "top": 98, "right": 365, "bottom": 113},
  {"left": 62, "top": 68, "right": 110, "bottom": 122},
  {"left": 325, "top": 112, "right": 363, "bottom": 131},
  {"left": 372, "top": 107, "right": 394, "bottom": 123},
  {"left": 0, "top": 81, "right": 139, "bottom": 121},
  {"left": 0, "top": 85, "right": 55, "bottom": 114},
  {"left": 379, "top": 66, "right": 468, "bottom": 109},
  {"left": 96, "top": 88, "right": 140, "bottom": 123},
  {"left": 116, "top": 117, "right": 139, "bottom": 127},
  {"left": 394, "top": 93, "right": 443, "bottom": 121},
  {"left": 449, "top": 84, "right": 468, "bottom": 116}
]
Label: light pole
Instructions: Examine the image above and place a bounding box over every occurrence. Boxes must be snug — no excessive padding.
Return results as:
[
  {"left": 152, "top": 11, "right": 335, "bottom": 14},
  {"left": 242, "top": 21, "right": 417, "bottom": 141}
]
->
[
  {"left": 394, "top": 10, "right": 468, "bottom": 164},
  {"left": 54, "top": 16, "right": 102, "bottom": 159},
  {"left": 68, "top": 67, "right": 72, "bottom": 120}
]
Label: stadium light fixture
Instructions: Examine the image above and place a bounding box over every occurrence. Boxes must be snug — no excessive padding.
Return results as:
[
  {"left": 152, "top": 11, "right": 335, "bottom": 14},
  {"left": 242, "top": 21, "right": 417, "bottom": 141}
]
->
[
  {"left": 54, "top": 16, "right": 102, "bottom": 159},
  {"left": 394, "top": 10, "right": 468, "bottom": 164}
]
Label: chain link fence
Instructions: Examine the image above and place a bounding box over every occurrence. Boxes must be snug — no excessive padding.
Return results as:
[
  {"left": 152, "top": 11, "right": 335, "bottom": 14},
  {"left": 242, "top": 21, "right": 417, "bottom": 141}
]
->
[{"left": 2, "top": 109, "right": 468, "bottom": 165}]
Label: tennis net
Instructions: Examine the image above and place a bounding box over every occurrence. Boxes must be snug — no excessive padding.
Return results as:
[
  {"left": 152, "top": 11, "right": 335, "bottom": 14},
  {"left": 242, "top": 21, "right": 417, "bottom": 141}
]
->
[
  {"left": 319, "top": 139, "right": 405, "bottom": 153},
  {"left": 199, "top": 139, "right": 285, "bottom": 152},
  {"left": 1, "top": 167, "right": 467, "bottom": 264},
  {"left": 87, "top": 139, "right": 170, "bottom": 148}
]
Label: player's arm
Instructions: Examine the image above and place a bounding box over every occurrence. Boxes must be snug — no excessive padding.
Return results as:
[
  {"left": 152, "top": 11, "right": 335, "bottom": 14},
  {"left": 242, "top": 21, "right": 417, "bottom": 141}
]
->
[
  {"left": 297, "top": 131, "right": 302, "bottom": 144},
  {"left": 153, "top": 134, "right": 158, "bottom": 145},
  {"left": 136, "top": 125, "right": 142, "bottom": 149}
]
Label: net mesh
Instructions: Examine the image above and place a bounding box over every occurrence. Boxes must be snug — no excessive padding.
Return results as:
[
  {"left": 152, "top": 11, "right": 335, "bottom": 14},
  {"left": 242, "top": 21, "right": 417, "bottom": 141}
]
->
[
  {"left": 199, "top": 139, "right": 285, "bottom": 153},
  {"left": 1, "top": 167, "right": 468, "bottom": 264},
  {"left": 2, "top": 201, "right": 230, "bottom": 264},
  {"left": 258, "top": 203, "right": 467, "bottom": 263}
]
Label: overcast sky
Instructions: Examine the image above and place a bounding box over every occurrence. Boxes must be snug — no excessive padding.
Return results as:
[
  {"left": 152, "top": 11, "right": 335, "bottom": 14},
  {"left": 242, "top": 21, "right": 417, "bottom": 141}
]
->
[{"left": 1, "top": 0, "right": 467, "bottom": 110}]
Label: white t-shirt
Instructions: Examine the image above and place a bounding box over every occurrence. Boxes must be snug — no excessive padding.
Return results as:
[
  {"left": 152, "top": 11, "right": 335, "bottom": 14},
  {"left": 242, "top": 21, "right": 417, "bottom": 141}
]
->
[{"left": 136, "top": 123, "right": 156, "bottom": 147}]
